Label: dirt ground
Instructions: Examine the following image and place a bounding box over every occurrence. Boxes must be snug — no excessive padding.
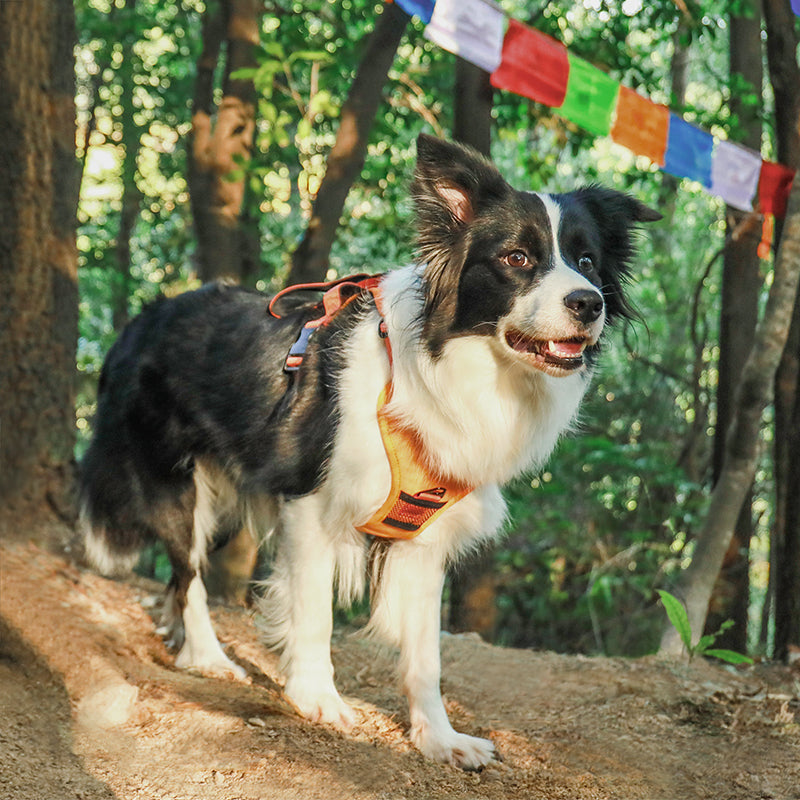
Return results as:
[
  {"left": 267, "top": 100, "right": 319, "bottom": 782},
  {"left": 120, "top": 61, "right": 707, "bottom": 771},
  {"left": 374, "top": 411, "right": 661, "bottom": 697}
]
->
[{"left": 1, "top": 540, "right": 799, "bottom": 800}]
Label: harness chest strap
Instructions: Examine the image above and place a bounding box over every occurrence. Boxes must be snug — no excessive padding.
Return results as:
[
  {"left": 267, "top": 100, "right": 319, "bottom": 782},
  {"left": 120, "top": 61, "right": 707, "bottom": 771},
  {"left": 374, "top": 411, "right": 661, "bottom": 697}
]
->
[
  {"left": 355, "top": 286, "right": 474, "bottom": 540},
  {"left": 355, "top": 383, "right": 473, "bottom": 539},
  {"left": 271, "top": 274, "right": 474, "bottom": 539}
]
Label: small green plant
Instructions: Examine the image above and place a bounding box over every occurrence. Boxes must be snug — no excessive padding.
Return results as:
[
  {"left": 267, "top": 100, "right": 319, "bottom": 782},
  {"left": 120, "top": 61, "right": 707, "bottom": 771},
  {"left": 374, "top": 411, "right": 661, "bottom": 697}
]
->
[{"left": 657, "top": 590, "right": 754, "bottom": 665}]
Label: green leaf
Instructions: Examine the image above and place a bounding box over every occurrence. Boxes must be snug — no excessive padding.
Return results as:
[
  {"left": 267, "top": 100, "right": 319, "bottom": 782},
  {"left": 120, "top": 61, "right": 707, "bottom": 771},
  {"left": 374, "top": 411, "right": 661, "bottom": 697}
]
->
[
  {"left": 657, "top": 590, "right": 693, "bottom": 651},
  {"left": 229, "top": 67, "right": 258, "bottom": 81},
  {"left": 287, "top": 49, "right": 332, "bottom": 64},
  {"left": 259, "top": 42, "right": 285, "bottom": 59},
  {"left": 296, "top": 117, "right": 312, "bottom": 142},
  {"left": 695, "top": 633, "right": 718, "bottom": 653},
  {"left": 703, "top": 649, "right": 754, "bottom": 666}
]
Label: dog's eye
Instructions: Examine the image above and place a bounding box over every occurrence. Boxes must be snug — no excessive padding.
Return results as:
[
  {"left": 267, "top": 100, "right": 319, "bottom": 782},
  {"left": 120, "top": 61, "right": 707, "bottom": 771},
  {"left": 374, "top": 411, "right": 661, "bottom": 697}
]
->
[
  {"left": 504, "top": 250, "right": 530, "bottom": 269},
  {"left": 578, "top": 255, "right": 595, "bottom": 273}
]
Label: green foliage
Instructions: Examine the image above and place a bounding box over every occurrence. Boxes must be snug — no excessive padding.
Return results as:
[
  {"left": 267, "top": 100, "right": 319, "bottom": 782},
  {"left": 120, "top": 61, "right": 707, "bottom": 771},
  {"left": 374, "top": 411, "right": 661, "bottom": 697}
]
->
[
  {"left": 74, "top": 0, "right": 778, "bottom": 657},
  {"left": 657, "top": 590, "right": 754, "bottom": 664}
]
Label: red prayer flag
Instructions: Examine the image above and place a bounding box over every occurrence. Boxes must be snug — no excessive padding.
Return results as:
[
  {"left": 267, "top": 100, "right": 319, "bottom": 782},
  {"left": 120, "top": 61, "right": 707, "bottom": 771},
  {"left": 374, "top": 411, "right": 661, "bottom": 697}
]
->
[
  {"left": 758, "top": 160, "right": 796, "bottom": 218},
  {"left": 490, "top": 19, "right": 569, "bottom": 108},
  {"left": 610, "top": 86, "right": 670, "bottom": 166}
]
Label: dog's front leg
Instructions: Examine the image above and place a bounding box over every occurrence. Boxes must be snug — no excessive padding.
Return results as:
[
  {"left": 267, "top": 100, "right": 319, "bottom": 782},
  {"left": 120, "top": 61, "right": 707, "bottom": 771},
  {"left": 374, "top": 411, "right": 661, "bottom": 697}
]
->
[
  {"left": 373, "top": 541, "right": 496, "bottom": 769},
  {"left": 270, "top": 495, "right": 357, "bottom": 729}
]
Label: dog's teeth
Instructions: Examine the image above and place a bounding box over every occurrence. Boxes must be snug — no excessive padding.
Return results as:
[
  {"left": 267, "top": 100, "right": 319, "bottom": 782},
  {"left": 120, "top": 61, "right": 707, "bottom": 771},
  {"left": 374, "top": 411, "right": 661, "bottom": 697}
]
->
[{"left": 547, "top": 340, "right": 584, "bottom": 358}]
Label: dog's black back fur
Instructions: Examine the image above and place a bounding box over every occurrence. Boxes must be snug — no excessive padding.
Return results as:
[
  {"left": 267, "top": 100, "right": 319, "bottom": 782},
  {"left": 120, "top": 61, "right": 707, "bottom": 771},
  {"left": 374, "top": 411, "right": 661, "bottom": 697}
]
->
[{"left": 81, "top": 281, "right": 371, "bottom": 558}]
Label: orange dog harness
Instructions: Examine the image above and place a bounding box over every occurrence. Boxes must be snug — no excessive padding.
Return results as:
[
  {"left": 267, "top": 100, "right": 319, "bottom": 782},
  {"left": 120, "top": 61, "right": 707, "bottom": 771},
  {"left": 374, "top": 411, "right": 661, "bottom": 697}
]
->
[
  {"left": 270, "top": 275, "right": 473, "bottom": 539},
  {"left": 357, "top": 382, "right": 473, "bottom": 539}
]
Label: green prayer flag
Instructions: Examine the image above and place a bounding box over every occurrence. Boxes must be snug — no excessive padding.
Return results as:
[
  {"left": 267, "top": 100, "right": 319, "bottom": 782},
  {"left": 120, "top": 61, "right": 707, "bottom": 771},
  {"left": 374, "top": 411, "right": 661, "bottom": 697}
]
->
[{"left": 558, "top": 53, "right": 620, "bottom": 137}]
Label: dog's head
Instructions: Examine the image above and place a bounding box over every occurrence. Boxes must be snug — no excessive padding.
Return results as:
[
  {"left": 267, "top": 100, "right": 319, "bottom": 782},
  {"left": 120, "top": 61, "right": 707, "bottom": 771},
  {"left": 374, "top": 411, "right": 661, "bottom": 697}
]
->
[{"left": 412, "top": 134, "right": 660, "bottom": 376}]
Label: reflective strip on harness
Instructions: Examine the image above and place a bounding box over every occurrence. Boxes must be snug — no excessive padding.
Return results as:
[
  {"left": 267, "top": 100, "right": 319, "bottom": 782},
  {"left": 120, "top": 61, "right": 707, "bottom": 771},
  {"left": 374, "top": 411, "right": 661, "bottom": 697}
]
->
[{"left": 356, "top": 385, "right": 473, "bottom": 540}]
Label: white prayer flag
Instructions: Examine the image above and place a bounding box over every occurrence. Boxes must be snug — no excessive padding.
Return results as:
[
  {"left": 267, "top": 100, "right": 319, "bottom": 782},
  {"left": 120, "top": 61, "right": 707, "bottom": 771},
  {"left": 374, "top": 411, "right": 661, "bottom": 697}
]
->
[
  {"left": 710, "top": 139, "right": 762, "bottom": 211},
  {"left": 424, "top": 0, "right": 506, "bottom": 74}
]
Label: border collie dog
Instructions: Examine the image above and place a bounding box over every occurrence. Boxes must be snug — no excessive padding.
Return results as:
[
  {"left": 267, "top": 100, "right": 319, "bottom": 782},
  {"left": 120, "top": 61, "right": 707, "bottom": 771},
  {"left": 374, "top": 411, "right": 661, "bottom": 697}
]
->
[{"left": 81, "top": 134, "right": 659, "bottom": 768}]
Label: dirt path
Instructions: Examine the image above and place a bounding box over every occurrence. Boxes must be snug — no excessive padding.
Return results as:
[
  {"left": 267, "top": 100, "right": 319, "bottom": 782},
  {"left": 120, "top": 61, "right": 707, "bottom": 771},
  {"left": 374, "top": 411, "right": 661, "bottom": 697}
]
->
[{"left": 1, "top": 541, "right": 799, "bottom": 800}]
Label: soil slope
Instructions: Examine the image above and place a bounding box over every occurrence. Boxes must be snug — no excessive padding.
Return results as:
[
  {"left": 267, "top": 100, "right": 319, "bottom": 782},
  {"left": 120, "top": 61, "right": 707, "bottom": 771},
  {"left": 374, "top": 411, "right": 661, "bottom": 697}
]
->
[{"left": 1, "top": 541, "right": 798, "bottom": 800}]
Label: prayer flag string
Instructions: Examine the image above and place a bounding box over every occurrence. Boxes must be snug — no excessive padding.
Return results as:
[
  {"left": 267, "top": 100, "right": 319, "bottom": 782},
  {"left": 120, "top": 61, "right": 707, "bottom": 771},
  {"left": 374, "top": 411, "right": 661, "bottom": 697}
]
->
[{"left": 391, "top": 0, "right": 796, "bottom": 224}]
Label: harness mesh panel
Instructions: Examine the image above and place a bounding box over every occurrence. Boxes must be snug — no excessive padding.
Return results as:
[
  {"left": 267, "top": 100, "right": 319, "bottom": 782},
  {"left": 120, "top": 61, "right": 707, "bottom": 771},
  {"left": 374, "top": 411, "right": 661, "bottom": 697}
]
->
[{"left": 384, "top": 491, "right": 446, "bottom": 532}]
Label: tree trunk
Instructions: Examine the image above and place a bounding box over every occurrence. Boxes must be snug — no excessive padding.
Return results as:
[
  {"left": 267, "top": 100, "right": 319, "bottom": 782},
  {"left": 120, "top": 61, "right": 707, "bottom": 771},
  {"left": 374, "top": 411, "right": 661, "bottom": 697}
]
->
[
  {"left": 703, "top": 0, "right": 763, "bottom": 651},
  {"left": 660, "top": 174, "right": 800, "bottom": 657},
  {"left": 112, "top": 0, "right": 143, "bottom": 332},
  {"left": 0, "top": 0, "right": 79, "bottom": 540},
  {"left": 286, "top": 1, "right": 410, "bottom": 287},
  {"left": 447, "top": 56, "right": 496, "bottom": 637},
  {"left": 773, "top": 320, "right": 800, "bottom": 658},
  {"left": 453, "top": 56, "right": 493, "bottom": 156},
  {"left": 762, "top": 0, "right": 800, "bottom": 662},
  {"left": 188, "top": 0, "right": 260, "bottom": 284},
  {"left": 185, "top": 0, "right": 262, "bottom": 599}
]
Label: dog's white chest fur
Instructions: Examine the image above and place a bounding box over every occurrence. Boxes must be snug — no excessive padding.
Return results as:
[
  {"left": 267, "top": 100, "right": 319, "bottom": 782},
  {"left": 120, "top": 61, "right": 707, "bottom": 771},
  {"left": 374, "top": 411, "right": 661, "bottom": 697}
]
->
[{"left": 325, "top": 264, "right": 591, "bottom": 535}]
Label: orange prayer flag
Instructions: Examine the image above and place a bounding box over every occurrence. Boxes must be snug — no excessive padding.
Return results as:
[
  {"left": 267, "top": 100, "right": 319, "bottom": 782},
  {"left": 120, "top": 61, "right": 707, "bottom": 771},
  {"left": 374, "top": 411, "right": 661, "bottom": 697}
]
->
[
  {"left": 610, "top": 86, "right": 670, "bottom": 166},
  {"left": 757, "top": 213, "right": 774, "bottom": 260}
]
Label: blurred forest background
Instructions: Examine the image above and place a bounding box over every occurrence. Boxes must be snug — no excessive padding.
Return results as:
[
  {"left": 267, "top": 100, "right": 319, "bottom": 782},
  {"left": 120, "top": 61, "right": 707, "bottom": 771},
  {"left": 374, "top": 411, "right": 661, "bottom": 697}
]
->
[{"left": 2, "top": 0, "right": 799, "bottom": 665}]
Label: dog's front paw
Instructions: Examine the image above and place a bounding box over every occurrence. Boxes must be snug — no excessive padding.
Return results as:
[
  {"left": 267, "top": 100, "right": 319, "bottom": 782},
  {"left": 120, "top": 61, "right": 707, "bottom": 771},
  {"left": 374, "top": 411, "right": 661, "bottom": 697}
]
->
[
  {"left": 174, "top": 644, "right": 247, "bottom": 680},
  {"left": 412, "top": 724, "right": 496, "bottom": 770},
  {"left": 284, "top": 677, "right": 358, "bottom": 730}
]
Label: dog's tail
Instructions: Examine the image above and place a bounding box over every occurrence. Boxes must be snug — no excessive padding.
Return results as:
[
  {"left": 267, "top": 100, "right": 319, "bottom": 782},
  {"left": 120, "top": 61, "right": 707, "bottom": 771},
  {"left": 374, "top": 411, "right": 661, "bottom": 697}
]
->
[
  {"left": 80, "top": 510, "right": 144, "bottom": 576},
  {"left": 78, "top": 433, "right": 153, "bottom": 577}
]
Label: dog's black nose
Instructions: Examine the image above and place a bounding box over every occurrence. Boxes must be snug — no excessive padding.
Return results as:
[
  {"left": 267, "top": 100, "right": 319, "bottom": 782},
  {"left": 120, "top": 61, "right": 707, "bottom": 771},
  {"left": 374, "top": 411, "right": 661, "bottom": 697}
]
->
[{"left": 564, "top": 290, "right": 604, "bottom": 324}]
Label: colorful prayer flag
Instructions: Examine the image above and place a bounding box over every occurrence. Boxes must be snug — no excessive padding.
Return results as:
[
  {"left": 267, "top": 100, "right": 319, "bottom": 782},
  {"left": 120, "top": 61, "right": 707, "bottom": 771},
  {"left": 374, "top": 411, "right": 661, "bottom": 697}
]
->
[
  {"left": 610, "top": 86, "right": 669, "bottom": 166},
  {"left": 393, "top": 0, "right": 436, "bottom": 24},
  {"left": 663, "top": 115, "right": 713, "bottom": 187},
  {"left": 710, "top": 140, "right": 762, "bottom": 211},
  {"left": 413, "top": 0, "right": 798, "bottom": 217},
  {"left": 424, "top": 0, "right": 506, "bottom": 74},
  {"left": 490, "top": 19, "right": 569, "bottom": 108},
  {"left": 758, "top": 160, "right": 796, "bottom": 218},
  {"left": 557, "top": 53, "right": 620, "bottom": 137}
]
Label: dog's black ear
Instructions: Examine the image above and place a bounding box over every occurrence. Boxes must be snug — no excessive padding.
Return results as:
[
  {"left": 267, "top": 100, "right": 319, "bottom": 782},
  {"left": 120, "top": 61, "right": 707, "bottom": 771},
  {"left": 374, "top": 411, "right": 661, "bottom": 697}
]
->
[
  {"left": 570, "top": 186, "right": 660, "bottom": 322},
  {"left": 411, "top": 134, "right": 509, "bottom": 350},
  {"left": 412, "top": 133, "right": 508, "bottom": 232}
]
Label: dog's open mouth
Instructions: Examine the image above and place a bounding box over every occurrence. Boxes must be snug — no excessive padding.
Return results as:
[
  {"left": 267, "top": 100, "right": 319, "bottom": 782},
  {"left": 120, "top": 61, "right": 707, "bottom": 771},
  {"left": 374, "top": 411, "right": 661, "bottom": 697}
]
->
[{"left": 504, "top": 330, "right": 589, "bottom": 372}]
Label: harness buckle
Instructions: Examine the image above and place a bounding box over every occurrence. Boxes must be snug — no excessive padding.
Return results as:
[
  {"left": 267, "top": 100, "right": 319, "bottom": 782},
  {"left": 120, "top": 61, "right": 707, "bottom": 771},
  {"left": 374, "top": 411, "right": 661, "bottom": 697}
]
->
[{"left": 284, "top": 325, "right": 316, "bottom": 372}]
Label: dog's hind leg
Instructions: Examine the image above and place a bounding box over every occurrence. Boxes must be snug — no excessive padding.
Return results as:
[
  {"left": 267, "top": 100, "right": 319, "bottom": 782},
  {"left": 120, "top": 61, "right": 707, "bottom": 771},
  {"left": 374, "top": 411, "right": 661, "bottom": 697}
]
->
[
  {"left": 261, "top": 494, "right": 357, "bottom": 729},
  {"left": 369, "top": 539, "right": 496, "bottom": 769},
  {"left": 165, "top": 464, "right": 246, "bottom": 680}
]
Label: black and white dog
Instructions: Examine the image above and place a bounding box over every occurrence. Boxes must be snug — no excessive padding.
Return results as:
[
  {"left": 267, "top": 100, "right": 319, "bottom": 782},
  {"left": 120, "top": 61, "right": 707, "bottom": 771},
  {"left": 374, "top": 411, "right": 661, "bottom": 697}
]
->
[{"left": 80, "top": 134, "right": 659, "bottom": 768}]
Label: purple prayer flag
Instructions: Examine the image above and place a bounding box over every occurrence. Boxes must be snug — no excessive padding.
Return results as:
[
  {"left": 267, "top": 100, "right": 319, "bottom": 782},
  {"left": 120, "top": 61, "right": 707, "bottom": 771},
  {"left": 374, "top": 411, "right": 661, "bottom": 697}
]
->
[
  {"left": 663, "top": 115, "right": 713, "bottom": 187},
  {"left": 792, "top": 0, "right": 800, "bottom": 16}
]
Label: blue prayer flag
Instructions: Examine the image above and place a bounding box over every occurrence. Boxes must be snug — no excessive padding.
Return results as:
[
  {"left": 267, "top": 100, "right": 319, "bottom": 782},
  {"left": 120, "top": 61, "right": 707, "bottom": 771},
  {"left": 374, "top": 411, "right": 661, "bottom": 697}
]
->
[
  {"left": 663, "top": 115, "right": 713, "bottom": 187},
  {"left": 394, "top": 0, "right": 436, "bottom": 24}
]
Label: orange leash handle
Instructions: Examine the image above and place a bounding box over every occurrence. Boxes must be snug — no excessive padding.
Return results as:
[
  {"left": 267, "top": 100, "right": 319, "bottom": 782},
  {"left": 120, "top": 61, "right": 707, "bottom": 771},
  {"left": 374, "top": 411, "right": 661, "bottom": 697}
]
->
[{"left": 268, "top": 273, "right": 378, "bottom": 319}]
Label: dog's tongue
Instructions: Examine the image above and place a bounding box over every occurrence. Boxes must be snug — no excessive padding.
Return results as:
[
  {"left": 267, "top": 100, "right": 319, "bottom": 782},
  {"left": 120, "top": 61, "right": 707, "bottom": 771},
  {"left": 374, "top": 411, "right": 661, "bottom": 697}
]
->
[{"left": 547, "top": 340, "right": 584, "bottom": 358}]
